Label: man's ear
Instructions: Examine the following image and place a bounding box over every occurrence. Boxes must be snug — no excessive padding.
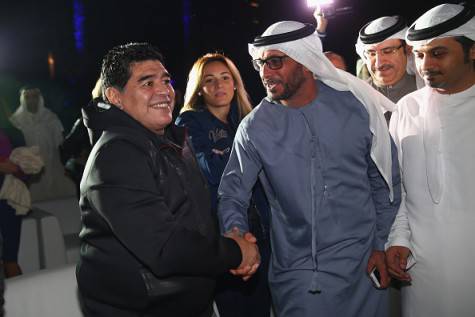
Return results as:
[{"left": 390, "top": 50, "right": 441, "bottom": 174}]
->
[{"left": 105, "top": 87, "right": 121, "bottom": 107}]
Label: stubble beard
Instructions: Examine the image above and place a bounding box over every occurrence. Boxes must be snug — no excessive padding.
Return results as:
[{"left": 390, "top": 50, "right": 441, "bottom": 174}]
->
[{"left": 266, "top": 65, "right": 307, "bottom": 102}]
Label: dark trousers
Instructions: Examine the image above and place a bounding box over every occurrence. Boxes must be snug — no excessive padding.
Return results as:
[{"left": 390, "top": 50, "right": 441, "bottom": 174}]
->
[
  {"left": 0, "top": 230, "right": 4, "bottom": 317},
  {"left": 80, "top": 294, "right": 214, "bottom": 317},
  {"left": 214, "top": 235, "right": 272, "bottom": 317},
  {"left": 0, "top": 200, "right": 22, "bottom": 262}
]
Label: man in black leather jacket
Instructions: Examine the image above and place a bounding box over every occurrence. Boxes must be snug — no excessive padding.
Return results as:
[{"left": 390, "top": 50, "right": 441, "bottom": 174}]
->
[{"left": 76, "top": 43, "right": 260, "bottom": 317}]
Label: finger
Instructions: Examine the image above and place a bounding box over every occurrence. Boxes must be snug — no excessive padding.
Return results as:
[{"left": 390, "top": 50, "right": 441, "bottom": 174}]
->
[
  {"left": 387, "top": 268, "right": 402, "bottom": 280},
  {"left": 378, "top": 265, "right": 391, "bottom": 288},
  {"left": 380, "top": 275, "right": 391, "bottom": 288},
  {"left": 247, "top": 263, "right": 259, "bottom": 276},
  {"left": 387, "top": 266, "right": 407, "bottom": 280},
  {"left": 366, "top": 261, "right": 375, "bottom": 274},
  {"left": 241, "top": 270, "right": 257, "bottom": 281},
  {"left": 243, "top": 232, "right": 257, "bottom": 243},
  {"left": 233, "top": 265, "right": 252, "bottom": 276},
  {"left": 398, "top": 255, "right": 408, "bottom": 271},
  {"left": 387, "top": 261, "right": 403, "bottom": 275}
]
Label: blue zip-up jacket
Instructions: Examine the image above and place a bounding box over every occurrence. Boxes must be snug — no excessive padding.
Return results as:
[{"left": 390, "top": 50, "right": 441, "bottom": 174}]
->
[{"left": 176, "top": 103, "right": 270, "bottom": 235}]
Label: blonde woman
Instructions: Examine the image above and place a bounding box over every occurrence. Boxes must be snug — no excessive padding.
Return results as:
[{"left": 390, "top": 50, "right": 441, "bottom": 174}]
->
[{"left": 176, "top": 53, "right": 271, "bottom": 317}]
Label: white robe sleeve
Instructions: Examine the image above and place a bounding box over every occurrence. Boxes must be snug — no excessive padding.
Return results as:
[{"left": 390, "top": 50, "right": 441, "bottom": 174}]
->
[{"left": 385, "top": 104, "right": 416, "bottom": 268}]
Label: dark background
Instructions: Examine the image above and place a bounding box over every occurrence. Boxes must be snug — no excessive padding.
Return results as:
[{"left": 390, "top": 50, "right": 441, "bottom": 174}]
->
[{"left": 0, "top": 0, "right": 463, "bottom": 130}]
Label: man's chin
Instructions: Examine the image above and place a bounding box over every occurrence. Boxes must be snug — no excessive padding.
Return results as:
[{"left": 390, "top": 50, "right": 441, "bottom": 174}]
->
[
  {"left": 426, "top": 81, "right": 443, "bottom": 89},
  {"left": 267, "top": 92, "right": 280, "bottom": 100}
]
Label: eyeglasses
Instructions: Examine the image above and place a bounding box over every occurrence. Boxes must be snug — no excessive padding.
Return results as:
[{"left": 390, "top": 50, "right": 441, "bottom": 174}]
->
[
  {"left": 252, "top": 55, "right": 289, "bottom": 71},
  {"left": 363, "top": 45, "right": 403, "bottom": 59}
]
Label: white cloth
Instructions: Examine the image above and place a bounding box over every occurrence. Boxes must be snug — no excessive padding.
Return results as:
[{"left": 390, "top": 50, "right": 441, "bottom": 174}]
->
[
  {"left": 387, "top": 84, "right": 475, "bottom": 317},
  {"left": 407, "top": 3, "right": 475, "bottom": 46},
  {"left": 9, "top": 96, "right": 75, "bottom": 201},
  {"left": 9, "top": 146, "right": 44, "bottom": 175},
  {"left": 249, "top": 21, "right": 396, "bottom": 200},
  {"left": 406, "top": 54, "right": 425, "bottom": 89},
  {"left": 0, "top": 146, "right": 44, "bottom": 215},
  {"left": 0, "top": 174, "right": 31, "bottom": 215}
]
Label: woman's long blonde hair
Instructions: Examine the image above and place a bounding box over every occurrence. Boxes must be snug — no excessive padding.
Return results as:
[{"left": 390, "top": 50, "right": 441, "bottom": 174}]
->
[{"left": 181, "top": 53, "right": 252, "bottom": 121}]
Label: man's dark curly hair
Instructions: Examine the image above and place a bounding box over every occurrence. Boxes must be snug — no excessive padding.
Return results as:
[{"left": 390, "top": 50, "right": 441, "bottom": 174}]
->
[{"left": 100, "top": 42, "right": 164, "bottom": 99}]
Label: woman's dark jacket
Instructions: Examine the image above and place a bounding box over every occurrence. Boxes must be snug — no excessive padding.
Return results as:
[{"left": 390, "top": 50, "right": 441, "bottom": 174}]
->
[
  {"left": 77, "top": 99, "right": 241, "bottom": 316},
  {"left": 176, "top": 104, "right": 270, "bottom": 235}
]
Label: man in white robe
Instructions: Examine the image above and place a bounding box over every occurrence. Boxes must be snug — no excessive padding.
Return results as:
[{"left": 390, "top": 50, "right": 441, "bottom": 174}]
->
[
  {"left": 9, "top": 87, "right": 75, "bottom": 201},
  {"left": 386, "top": 3, "right": 475, "bottom": 317}
]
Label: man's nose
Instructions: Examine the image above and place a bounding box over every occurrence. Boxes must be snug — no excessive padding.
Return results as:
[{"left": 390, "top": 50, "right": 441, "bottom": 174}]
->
[
  {"left": 155, "top": 85, "right": 171, "bottom": 99},
  {"left": 419, "top": 56, "right": 433, "bottom": 72},
  {"left": 374, "top": 53, "right": 386, "bottom": 68}
]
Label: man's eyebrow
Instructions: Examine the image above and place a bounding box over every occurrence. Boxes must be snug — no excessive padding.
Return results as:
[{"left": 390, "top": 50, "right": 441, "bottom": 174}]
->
[{"left": 137, "top": 74, "right": 155, "bottom": 82}]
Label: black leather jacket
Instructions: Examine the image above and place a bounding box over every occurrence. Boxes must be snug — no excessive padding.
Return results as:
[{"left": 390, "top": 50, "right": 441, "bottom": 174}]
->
[{"left": 77, "top": 99, "right": 241, "bottom": 316}]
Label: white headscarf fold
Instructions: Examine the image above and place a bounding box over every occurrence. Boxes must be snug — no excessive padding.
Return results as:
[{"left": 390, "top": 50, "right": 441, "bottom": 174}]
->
[
  {"left": 249, "top": 21, "right": 396, "bottom": 201},
  {"left": 407, "top": 3, "right": 475, "bottom": 47},
  {"left": 355, "top": 16, "right": 408, "bottom": 61}
]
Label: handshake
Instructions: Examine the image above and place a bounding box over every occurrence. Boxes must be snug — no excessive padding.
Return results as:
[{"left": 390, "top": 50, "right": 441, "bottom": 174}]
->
[{"left": 225, "top": 227, "right": 261, "bottom": 281}]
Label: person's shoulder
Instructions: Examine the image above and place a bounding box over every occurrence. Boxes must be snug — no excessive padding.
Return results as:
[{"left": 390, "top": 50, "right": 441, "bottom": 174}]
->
[
  {"left": 397, "top": 87, "right": 427, "bottom": 106},
  {"left": 42, "top": 106, "right": 62, "bottom": 120},
  {"left": 396, "top": 87, "right": 429, "bottom": 117},
  {"left": 95, "top": 129, "right": 152, "bottom": 157},
  {"left": 319, "top": 80, "right": 361, "bottom": 104},
  {"left": 175, "top": 109, "right": 207, "bottom": 126},
  {"left": 177, "top": 109, "right": 202, "bottom": 120},
  {"left": 240, "top": 99, "right": 270, "bottom": 127}
]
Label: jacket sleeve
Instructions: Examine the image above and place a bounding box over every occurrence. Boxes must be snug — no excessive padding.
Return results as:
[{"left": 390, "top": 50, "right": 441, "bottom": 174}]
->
[
  {"left": 217, "top": 121, "right": 262, "bottom": 235},
  {"left": 176, "top": 113, "right": 230, "bottom": 186},
  {"left": 84, "top": 139, "right": 241, "bottom": 277},
  {"left": 368, "top": 135, "right": 402, "bottom": 251}
]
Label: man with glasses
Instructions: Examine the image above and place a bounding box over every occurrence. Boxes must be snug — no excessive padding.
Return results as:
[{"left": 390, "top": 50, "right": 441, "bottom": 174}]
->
[
  {"left": 218, "top": 21, "right": 401, "bottom": 317},
  {"left": 356, "top": 16, "right": 419, "bottom": 121}
]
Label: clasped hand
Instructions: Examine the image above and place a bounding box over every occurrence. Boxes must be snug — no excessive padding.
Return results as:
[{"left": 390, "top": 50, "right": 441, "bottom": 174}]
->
[{"left": 225, "top": 227, "right": 260, "bottom": 281}]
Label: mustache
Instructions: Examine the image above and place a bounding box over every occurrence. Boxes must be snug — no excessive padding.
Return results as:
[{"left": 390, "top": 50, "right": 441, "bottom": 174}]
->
[
  {"left": 421, "top": 70, "right": 442, "bottom": 77},
  {"left": 375, "top": 64, "right": 393, "bottom": 71}
]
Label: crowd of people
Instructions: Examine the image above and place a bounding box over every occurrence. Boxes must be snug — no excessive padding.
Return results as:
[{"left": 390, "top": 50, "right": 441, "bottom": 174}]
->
[{"left": 1, "top": 2, "right": 474, "bottom": 317}]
